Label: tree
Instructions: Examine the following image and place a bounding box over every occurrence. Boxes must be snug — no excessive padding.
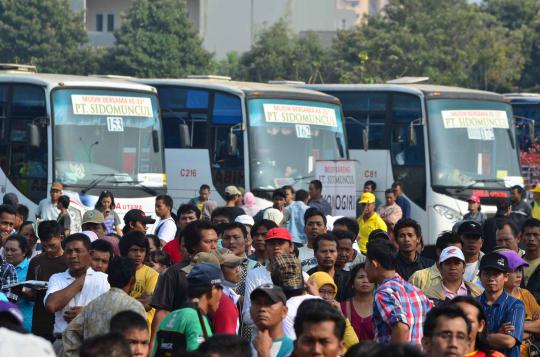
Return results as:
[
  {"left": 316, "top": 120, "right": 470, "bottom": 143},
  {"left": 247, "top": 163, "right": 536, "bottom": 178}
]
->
[
  {"left": 238, "top": 19, "right": 329, "bottom": 83},
  {"left": 329, "top": 0, "right": 525, "bottom": 91},
  {"left": 0, "top": 0, "right": 97, "bottom": 74},
  {"left": 111, "top": 0, "right": 212, "bottom": 78}
]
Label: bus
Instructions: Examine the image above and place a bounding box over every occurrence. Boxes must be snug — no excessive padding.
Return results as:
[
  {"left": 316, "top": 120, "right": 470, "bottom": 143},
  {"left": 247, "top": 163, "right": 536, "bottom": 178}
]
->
[
  {"left": 300, "top": 83, "right": 522, "bottom": 245},
  {"left": 505, "top": 93, "right": 540, "bottom": 188},
  {"left": 132, "top": 76, "right": 348, "bottom": 207},
  {"left": 0, "top": 64, "right": 166, "bottom": 230}
]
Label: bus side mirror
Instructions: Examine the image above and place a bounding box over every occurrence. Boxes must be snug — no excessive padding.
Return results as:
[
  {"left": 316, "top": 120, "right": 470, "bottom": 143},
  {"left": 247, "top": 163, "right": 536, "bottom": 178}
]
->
[
  {"left": 409, "top": 124, "right": 417, "bottom": 146},
  {"left": 362, "top": 128, "right": 369, "bottom": 151},
  {"left": 152, "top": 130, "right": 160, "bottom": 153},
  {"left": 179, "top": 123, "right": 191, "bottom": 148},
  {"left": 28, "top": 123, "right": 41, "bottom": 147},
  {"left": 228, "top": 129, "right": 238, "bottom": 155}
]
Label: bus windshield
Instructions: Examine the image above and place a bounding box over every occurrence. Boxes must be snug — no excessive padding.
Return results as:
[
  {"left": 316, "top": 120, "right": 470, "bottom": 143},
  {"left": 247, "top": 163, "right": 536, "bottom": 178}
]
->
[
  {"left": 428, "top": 99, "right": 521, "bottom": 189},
  {"left": 248, "top": 98, "right": 347, "bottom": 190},
  {"left": 52, "top": 89, "right": 164, "bottom": 190}
]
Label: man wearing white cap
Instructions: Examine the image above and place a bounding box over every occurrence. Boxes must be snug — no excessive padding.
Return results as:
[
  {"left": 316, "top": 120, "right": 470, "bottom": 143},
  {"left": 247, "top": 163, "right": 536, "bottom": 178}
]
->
[
  {"left": 424, "top": 246, "right": 483, "bottom": 306},
  {"left": 235, "top": 215, "right": 254, "bottom": 256}
]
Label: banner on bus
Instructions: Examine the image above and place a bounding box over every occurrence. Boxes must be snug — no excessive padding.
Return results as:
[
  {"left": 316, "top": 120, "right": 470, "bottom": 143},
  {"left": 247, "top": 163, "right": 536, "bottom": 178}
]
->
[
  {"left": 315, "top": 160, "right": 357, "bottom": 217},
  {"left": 71, "top": 95, "right": 153, "bottom": 117},
  {"left": 441, "top": 110, "right": 509, "bottom": 129},
  {"left": 263, "top": 104, "right": 337, "bottom": 127}
]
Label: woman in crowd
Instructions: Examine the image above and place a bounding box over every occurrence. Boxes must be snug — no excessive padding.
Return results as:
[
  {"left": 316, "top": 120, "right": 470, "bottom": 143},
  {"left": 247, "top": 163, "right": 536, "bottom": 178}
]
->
[
  {"left": 340, "top": 263, "right": 375, "bottom": 341},
  {"left": 462, "top": 195, "right": 486, "bottom": 224},
  {"left": 4, "top": 234, "right": 34, "bottom": 331},
  {"left": 149, "top": 250, "right": 172, "bottom": 274},
  {"left": 95, "top": 190, "right": 122, "bottom": 236},
  {"left": 453, "top": 296, "right": 505, "bottom": 357}
]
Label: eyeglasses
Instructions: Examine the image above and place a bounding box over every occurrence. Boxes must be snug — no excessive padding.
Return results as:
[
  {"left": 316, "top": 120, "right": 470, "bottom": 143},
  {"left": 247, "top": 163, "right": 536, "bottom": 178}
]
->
[{"left": 433, "top": 331, "right": 469, "bottom": 343}]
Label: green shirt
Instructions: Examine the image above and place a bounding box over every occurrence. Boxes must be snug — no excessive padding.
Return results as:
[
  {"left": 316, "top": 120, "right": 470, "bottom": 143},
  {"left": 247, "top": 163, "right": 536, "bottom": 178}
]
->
[{"left": 151, "top": 307, "right": 212, "bottom": 356}]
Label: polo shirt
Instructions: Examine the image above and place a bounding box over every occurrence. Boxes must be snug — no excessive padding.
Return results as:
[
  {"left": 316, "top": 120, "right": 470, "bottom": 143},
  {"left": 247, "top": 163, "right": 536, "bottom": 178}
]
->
[
  {"left": 478, "top": 290, "right": 525, "bottom": 357},
  {"left": 395, "top": 253, "right": 434, "bottom": 281},
  {"left": 357, "top": 213, "right": 387, "bottom": 254},
  {"left": 44, "top": 267, "right": 110, "bottom": 334}
]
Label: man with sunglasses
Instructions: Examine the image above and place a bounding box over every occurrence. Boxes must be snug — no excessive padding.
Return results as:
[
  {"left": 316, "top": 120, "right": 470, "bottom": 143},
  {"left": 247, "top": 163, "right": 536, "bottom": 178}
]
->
[{"left": 36, "top": 182, "right": 63, "bottom": 221}]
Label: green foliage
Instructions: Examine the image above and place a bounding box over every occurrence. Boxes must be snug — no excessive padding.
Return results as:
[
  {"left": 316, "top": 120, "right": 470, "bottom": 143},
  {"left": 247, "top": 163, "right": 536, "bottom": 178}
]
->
[
  {"left": 238, "top": 19, "right": 328, "bottom": 83},
  {"left": 0, "top": 0, "right": 94, "bottom": 74},
  {"left": 110, "top": 0, "right": 212, "bottom": 77}
]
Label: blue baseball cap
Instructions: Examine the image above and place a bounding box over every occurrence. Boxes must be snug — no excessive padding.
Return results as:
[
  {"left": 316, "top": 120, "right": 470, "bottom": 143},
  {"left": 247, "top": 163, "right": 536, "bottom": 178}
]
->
[{"left": 187, "top": 262, "right": 224, "bottom": 289}]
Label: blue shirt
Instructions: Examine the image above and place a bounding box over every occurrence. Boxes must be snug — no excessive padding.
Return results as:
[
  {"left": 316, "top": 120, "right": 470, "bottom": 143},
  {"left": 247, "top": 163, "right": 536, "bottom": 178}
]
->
[
  {"left": 308, "top": 198, "right": 332, "bottom": 216},
  {"left": 396, "top": 195, "right": 411, "bottom": 219},
  {"left": 15, "top": 258, "right": 34, "bottom": 332},
  {"left": 285, "top": 201, "right": 309, "bottom": 244},
  {"left": 478, "top": 290, "right": 525, "bottom": 357}
]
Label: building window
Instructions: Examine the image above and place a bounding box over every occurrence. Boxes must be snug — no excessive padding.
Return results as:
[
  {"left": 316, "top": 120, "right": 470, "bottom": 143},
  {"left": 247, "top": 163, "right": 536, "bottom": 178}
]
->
[
  {"left": 96, "top": 14, "right": 103, "bottom": 31},
  {"left": 107, "top": 14, "right": 114, "bottom": 32}
]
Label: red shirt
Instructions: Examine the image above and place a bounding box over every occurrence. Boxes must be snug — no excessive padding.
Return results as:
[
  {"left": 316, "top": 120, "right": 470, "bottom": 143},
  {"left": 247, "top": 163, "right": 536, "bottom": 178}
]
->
[
  {"left": 163, "top": 237, "right": 184, "bottom": 264},
  {"left": 212, "top": 293, "right": 238, "bottom": 334}
]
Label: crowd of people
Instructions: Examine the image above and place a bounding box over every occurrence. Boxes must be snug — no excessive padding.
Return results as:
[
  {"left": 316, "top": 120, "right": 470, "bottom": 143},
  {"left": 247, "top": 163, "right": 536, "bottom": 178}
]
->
[{"left": 2, "top": 179, "right": 540, "bottom": 357}]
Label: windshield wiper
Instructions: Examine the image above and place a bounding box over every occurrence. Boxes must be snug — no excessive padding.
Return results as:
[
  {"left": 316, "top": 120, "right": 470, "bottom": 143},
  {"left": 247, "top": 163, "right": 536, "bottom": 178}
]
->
[
  {"left": 109, "top": 179, "right": 158, "bottom": 196},
  {"left": 455, "top": 178, "right": 506, "bottom": 193},
  {"left": 81, "top": 174, "right": 115, "bottom": 194}
]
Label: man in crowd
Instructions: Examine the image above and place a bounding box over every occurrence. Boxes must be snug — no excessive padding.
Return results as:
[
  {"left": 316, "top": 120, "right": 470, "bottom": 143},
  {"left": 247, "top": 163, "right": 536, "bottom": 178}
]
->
[
  {"left": 424, "top": 246, "right": 482, "bottom": 305},
  {"left": 163, "top": 204, "right": 201, "bottom": 264},
  {"left": 293, "top": 299, "right": 346, "bottom": 357},
  {"left": 357, "top": 180, "right": 381, "bottom": 216},
  {"left": 333, "top": 217, "right": 364, "bottom": 270},
  {"left": 495, "top": 220, "right": 524, "bottom": 256},
  {"left": 110, "top": 311, "right": 150, "bottom": 357},
  {"left": 459, "top": 220, "right": 484, "bottom": 284},
  {"left": 153, "top": 194, "right": 176, "bottom": 245},
  {"left": 224, "top": 186, "right": 246, "bottom": 218},
  {"left": 89, "top": 239, "right": 114, "bottom": 273},
  {"left": 149, "top": 220, "right": 218, "bottom": 351},
  {"left": 510, "top": 185, "right": 531, "bottom": 226},
  {"left": 0, "top": 204, "right": 16, "bottom": 246},
  {"left": 392, "top": 181, "right": 411, "bottom": 219},
  {"left": 365, "top": 238, "right": 432, "bottom": 345},
  {"left": 299, "top": 208, "right": 327, "bottom": 271},
  {"left": 421, "top": 305, "right": 471, "bottom": 357},
  {"left": 15, "top": 203, "right": 28, "bottom": 232},
  {"left": 394, "top": 218, "right": 434, "bottom": 280},
  {"left": 282, "top": 185, "right": 295, "bottom": 207},
  {"left": 283, "top": 189, "right": 310, "bottom": 246},
  {"left": 26, "top": 221, "right": 67, "bottom": 341},
  {"left": 0, "top": 207, "right": 17, "bottom": 302},
  {"left": 122, "top": 209, "right": 156, "bottom": 236},
  {"left": 152, "top": 263, "right": 223, "bottom": 355},
  {"left": 308, "top": 179, "right": 332, "bottom": 216},
  {"left": 523, "top": 219, "right": 540, "bottom": 299},
  {"left": 377, "top": 189, "right": 403, "bottom": 237},
  {"left": 250, "top": 284, "right": 294, "bottom": 357},
  {"left": 307, "top": 233, "right": 351, "bottom": 302},
  {"left": 44, "top": 234, "right": 110, "bottom": 355},
  {"left": 215, "top": 251, "right": 242, "bottom": 334},
  {"left": 62, "top": 257, "right": 147, "bottom": 356},
  {"left": 221, "top": 222, "right": 249, "bottom": 295},
  {"left": 81, "top": 210, "right": 106, "bottom": 239},
  {"left": 478, "top": 252, "right": 525, "bottom": 357},
  {"left": 409, "top": 231, "right": 462, "bottom": 290},
  {"left": 36, "top": 181, "right": 62, "bottom": 220},
  {"left": 357, "top": 192, "right": 387, "bottom": 254},
  {"left": 254, "top": 188, "right": 287, "bottom": 223},
  {"left": 188, "top": 184, "right": 212, "bottom": 212}
]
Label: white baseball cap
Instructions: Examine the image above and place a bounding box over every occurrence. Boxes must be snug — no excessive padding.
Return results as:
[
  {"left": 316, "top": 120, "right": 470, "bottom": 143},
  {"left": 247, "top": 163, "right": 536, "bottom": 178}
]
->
[
  {"left": 235, "top": 214, "right": 254, "bottom": 226},
  {"left": 439, "top": 246, "right": 465, "bottom": 264}
]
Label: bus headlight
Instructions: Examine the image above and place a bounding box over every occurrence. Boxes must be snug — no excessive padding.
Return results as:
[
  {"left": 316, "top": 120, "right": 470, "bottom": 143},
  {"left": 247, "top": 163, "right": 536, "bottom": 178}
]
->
[{"left": 433, "top": 204, "right": 462, "bottom": 223}]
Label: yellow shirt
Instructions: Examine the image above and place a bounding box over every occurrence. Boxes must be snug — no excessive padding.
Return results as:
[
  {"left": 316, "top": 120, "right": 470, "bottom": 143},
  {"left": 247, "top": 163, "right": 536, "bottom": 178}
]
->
[
  {"left": 357, "top": 212, "right": 387, "bottom": 254},
  {"left": 533, "top": 202, "right": 540, "bottom": 220},
  {"left": 131, "top": 264, "right": 159, "bottom": 330},
  {"left": 524, "top": 257, "right": 540, "bottom": 285}
]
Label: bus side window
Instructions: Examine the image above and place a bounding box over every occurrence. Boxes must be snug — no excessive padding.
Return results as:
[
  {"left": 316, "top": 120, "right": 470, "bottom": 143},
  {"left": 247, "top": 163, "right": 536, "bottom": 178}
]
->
[
  {"left": 157, "top": 86, "right": 209, "bottom": 149},
  {"left": 210, "top": 92, "right": 244, "bottom": 193},
  {"left": 7, "top": 85, "right": 47, "bottom": 204}
]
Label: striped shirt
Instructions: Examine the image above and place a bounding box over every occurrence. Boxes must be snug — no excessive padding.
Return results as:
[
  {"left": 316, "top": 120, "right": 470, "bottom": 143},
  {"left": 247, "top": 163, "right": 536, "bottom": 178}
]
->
[
  {"left": 478, "top": 291, "right": 525, "bottom": 357},
  {"left": 373, "top": 273, "right": 433, "bottom": 345}
]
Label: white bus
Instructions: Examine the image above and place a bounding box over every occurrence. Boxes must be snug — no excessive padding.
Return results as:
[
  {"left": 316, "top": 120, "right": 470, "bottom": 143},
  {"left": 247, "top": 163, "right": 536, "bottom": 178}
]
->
[
  {"left": 301, "top": 83, "right": 522, "bottom": 245},
  {"left": 133, "top": 77, "right": 348, "bottom": 207},
  {"left": 0, "top": 65, "right": 166, "bottom": 230}
]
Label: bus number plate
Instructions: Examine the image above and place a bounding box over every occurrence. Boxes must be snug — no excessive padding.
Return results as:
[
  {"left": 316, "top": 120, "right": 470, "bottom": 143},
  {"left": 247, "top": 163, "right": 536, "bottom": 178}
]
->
[
  {"left": 107, "top": 117, "right": 124, "bottom": 132},
  {"left": 295, "top": 124, "right": 311, "bottom": 138}
]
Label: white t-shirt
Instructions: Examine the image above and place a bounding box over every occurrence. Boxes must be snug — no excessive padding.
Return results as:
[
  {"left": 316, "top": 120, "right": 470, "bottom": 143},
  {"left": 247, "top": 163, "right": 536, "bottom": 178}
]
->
[
  {"left": 153, "top": 217, "right": 176, "bottom": 243},
  {"left": 283, "top": 294, "right": 321, "bottom": 339},
  {"left": 44, "top": 267, "right": 110, "bottom": 334},
  {"left": 37, "top": 199, "right": 60, "bottom": 221}
]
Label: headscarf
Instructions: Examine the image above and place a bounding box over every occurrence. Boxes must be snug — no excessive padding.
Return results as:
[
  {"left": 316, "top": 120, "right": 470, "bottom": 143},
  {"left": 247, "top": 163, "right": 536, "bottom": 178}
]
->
[{"left": 308, "top": 271, "right": 338, "bottom": 299}]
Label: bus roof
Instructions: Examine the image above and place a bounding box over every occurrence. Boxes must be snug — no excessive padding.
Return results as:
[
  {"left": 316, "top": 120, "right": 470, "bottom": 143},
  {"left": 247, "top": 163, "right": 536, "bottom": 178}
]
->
[
  {"left": 133, "top": 78, "right": 340, "bottom": 104},
  {"left": 504, "top": 92, "right": 540, "bottom": 104},
  {"left": 0, "top": 72, "right": 157, "bottom": 93},
  {"left": 299, "top": 83, "right": 505, "bottom": 102}
]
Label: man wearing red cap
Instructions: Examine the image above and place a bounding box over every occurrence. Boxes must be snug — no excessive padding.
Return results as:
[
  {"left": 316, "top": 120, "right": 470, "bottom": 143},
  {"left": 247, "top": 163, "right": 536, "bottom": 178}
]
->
[{"left": 462, "top": 195, "right": 486, "bottom": 224}]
